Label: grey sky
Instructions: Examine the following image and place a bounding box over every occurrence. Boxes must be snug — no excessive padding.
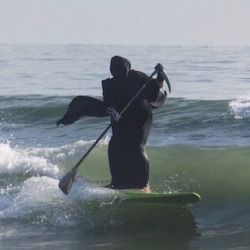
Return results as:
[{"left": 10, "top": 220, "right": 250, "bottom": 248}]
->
[{"left": 0, "top": 0, "right": 250, "bottom": 46}]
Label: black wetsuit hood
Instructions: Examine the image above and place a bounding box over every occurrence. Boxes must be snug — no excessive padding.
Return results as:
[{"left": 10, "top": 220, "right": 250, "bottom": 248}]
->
[{"left": 110, "top": 56, "right": 131, "bottom": 78}]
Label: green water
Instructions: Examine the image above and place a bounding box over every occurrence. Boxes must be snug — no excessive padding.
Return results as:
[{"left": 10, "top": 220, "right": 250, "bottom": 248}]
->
[{"left": 69, "top": 145, "right": 250, "bottom": 202}]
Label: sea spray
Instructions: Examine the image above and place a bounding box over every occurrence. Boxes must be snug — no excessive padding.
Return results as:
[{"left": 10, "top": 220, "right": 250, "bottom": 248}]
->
[
  {"left": 229, "top": 96, "right": 250, "bottom": 119},
  {"left": 0, "top": 143, "right": 59, "bottom": 177}
]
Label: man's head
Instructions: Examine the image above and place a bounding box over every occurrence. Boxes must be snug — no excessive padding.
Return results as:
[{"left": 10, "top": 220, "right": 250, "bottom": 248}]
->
[{"left": 110, "top": 56, "right": 131, "bottom": 78}]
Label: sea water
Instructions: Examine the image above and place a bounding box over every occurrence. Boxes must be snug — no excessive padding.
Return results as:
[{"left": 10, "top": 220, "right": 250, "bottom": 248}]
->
[{"left": 0, "top": 44, "right": 250, "bottom": 249}]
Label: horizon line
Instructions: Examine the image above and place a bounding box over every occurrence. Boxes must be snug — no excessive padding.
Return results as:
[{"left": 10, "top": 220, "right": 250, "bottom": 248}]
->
[{"left": 0, "top": 42, "right": 250, "bottom": 48}]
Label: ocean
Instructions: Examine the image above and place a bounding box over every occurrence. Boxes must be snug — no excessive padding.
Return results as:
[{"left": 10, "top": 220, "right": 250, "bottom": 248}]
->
[{"left": 0, "top": 44, "right": 250, "bottom": 249}]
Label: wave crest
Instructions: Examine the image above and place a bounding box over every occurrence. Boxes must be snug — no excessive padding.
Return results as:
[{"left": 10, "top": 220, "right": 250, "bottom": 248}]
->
[
  {"left": 0, "top": 143, "right": 59, "bottom": 177},
  {"left": 229, "top": 96, "right": 250, "bottom": 119}
]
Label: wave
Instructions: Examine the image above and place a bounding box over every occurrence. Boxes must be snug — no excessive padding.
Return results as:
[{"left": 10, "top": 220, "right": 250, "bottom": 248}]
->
[
  {"left": 1, "top": 94, "right": 250, "bottom": 147},
  {"left": 0, "top": 141, "right": 250, "bottom": 233},
  {"left": 0, "top": 95, "right": 69, "bottom": 125},
  {"left": 0, "top": 143, "right": 59, "bottom": 179},
  {"left": 1, "top": 95, "right": 249, "bottom": 124},
  {"left": 229, "top": 96, "right": 250, "bottom": 119},
  {"left": 2, "top": 141, "right": 248, "bottom": 202},
  {"left": 75, "top": 144, "right": 250, "bottom": 202}
]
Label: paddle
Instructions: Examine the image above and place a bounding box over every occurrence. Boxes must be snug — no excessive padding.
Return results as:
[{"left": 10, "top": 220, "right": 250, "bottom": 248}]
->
[{"left": 58, "top": 64, "right": 170, "bottom": 195}]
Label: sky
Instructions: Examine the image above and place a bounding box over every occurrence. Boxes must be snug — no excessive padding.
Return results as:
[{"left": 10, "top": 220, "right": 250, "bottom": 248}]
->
[{"left": 0, "top": 0, "right": 250, "bottom": 46}]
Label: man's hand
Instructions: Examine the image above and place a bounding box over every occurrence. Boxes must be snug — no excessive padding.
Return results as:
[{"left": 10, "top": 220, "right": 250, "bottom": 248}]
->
[
  {"left": 155, "top": 63, "right": 164, "bottom": 72},
  {"left": 106, "top": 107, "right": 122, "bottom": 122}
]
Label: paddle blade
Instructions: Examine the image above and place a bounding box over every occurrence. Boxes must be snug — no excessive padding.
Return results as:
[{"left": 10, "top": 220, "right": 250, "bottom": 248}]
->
[{"left": 58, "top": 167, "right": 78, "bottom": 195}]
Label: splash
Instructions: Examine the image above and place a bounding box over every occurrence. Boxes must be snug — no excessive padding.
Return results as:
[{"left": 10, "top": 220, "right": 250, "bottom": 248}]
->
[
  {"left": 0, "top": 176, "right": 117, "bottom": 227},
  {"left": 26, "top": 138, "right": 109, "bottom": 164},
  {"left": 0, "top": 143, "right": 59, "bottom": 177},
  {"left": 229, "top": 96, "right": 250, "bottom": 119},
  {"left": 0, "top": 177, "right": 63, "bottom": 219}
]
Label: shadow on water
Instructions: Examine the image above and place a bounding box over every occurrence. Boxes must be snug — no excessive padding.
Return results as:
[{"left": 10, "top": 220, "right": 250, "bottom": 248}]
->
[{"left": 0, "top": 202, "right": 200, "bottom": 250}]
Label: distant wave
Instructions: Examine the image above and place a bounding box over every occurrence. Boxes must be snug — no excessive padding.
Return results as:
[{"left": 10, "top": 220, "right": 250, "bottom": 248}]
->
[
  {"left": 0, "top": 95, "right": 245, "bottom": 124},
  {"left": 229, "top": 96, "right": 250, "bottom": 119},
  {"left": 1, "top": 95, "right": 250, "bottom": 147}
]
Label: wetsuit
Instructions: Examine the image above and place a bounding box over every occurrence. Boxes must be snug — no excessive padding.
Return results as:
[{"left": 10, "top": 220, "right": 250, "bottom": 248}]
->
[{"left": 102, "top": 56, "right": 162, "bottom": 189}]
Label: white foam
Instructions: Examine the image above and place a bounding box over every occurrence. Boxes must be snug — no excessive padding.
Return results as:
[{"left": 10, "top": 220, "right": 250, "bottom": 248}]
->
[
  {"left": 0, "top": 176, "right": 65, "bottom": 219},
  {"left": 0, "top": 176, "right": 116, "bottom": 226},
  {"left": 26, "top": 138, "right": 109, "bottom": 164},
  {"left": 229, "top": 96, "right": 250, "bottom": 119},
  {"left": 0, "top": 143, "right": 59, "bottom": 177},
  {"left": 0, "top": 140, "right": 113, "bottom": 226}
]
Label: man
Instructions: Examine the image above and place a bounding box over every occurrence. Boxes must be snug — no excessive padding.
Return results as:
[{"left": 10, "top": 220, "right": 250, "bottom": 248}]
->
[
  {"left": 57, "top": 56, "right": 167, "bottom": 194},
  {"left": 102, "top": 56, "right": 165, "bottom": 192}
]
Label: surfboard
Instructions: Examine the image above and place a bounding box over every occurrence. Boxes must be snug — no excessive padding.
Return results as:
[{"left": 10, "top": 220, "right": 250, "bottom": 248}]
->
[
  {"left": 83, "top": 180, "right": 201, "bottom": 205},
  {"left": 114, "top": 190, "right": 201, "bottom": 205}
]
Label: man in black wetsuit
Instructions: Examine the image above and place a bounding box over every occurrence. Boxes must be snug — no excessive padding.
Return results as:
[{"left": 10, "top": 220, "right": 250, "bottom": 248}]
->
[{"left": 102, "top": 56, "right": 164, "bottom": 192}]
